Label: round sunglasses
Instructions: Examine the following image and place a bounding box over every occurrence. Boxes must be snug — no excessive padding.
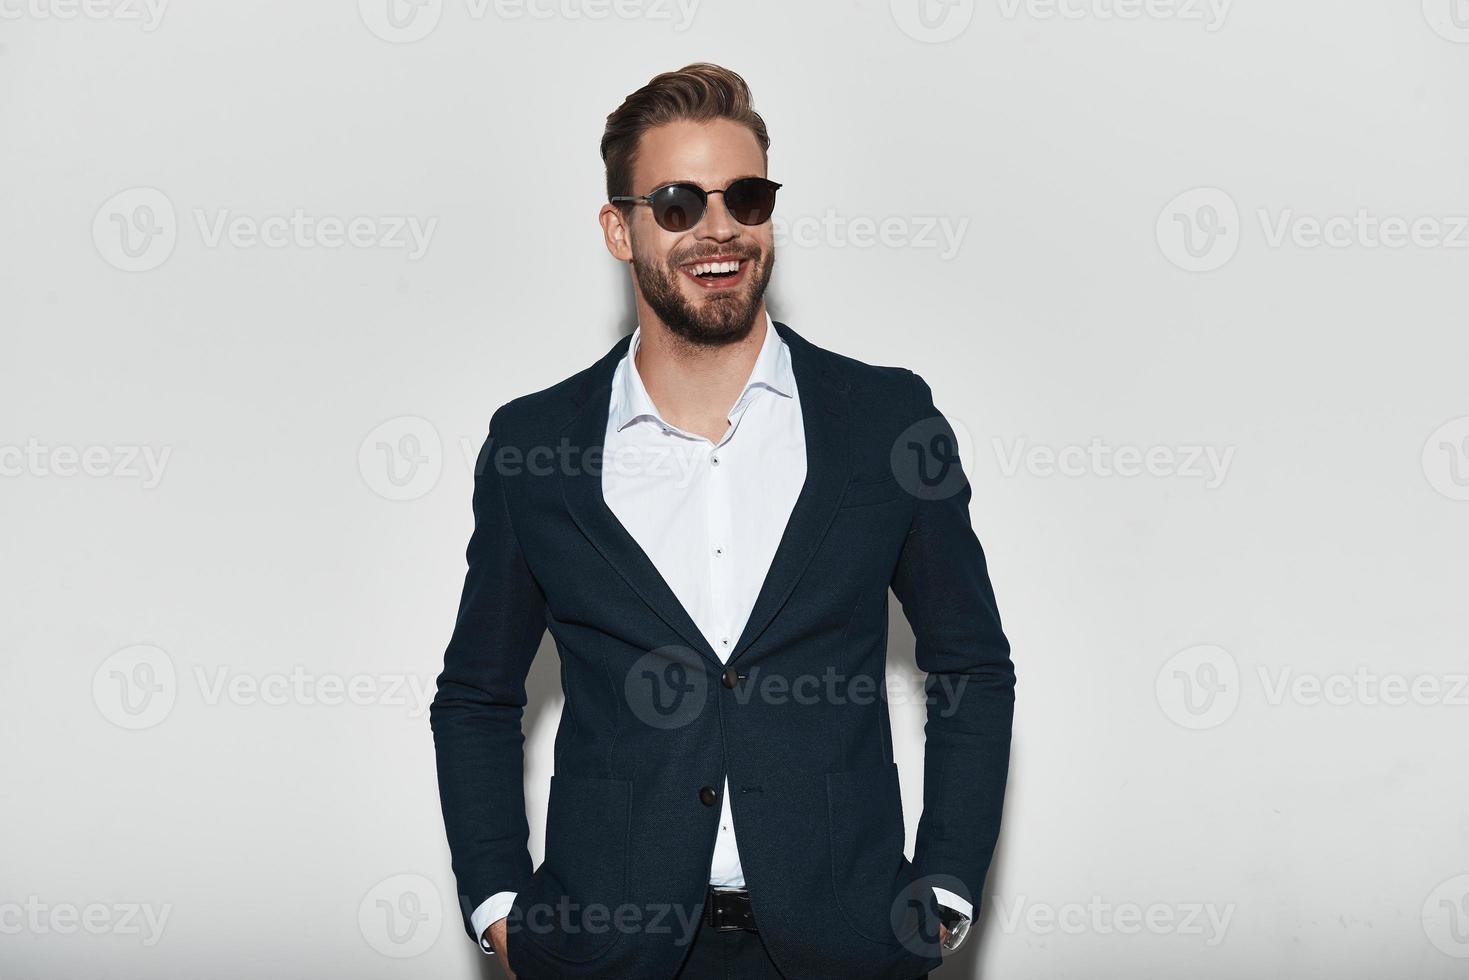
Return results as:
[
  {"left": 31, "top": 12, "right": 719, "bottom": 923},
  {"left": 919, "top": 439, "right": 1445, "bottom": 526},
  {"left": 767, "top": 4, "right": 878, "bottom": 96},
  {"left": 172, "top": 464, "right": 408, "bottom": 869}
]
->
[{"left": 611, "top": 177, "right": 783, "bottom": 233}]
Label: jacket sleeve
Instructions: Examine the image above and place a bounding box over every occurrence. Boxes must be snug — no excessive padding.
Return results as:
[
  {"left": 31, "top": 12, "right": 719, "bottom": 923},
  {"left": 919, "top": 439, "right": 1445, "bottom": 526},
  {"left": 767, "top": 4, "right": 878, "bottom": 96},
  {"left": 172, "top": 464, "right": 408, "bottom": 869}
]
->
[
  {"left": 889, "top": 370, "right": 1015, "bottom": 919},
  {"left": 429, "top": 407, "right": 548, "bottom": 941}
]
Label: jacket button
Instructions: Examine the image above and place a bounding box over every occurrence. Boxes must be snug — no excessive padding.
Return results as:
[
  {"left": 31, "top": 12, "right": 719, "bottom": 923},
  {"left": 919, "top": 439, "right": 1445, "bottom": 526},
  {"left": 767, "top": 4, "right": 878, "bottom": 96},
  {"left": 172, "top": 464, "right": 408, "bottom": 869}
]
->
[
  {"left": 699, "top": 785, "right": 718, "bottom": 807},
  {"left": 721, "top": 667, "right": 739, "bottom": 689}
]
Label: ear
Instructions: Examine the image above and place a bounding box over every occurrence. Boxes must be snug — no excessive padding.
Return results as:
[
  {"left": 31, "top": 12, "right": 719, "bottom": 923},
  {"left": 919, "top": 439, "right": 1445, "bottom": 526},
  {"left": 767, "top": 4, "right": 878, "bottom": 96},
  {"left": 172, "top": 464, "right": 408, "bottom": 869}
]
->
[{"left": 599, "top": 203, "right": 634, "bottom": 262}]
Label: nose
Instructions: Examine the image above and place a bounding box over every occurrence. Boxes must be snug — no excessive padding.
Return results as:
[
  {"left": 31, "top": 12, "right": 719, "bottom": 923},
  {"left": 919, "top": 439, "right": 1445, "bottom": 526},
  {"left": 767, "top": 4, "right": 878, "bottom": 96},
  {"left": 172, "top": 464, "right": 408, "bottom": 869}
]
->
[{"left": 695, "top": 189, "right": 739, "bottom": 243}]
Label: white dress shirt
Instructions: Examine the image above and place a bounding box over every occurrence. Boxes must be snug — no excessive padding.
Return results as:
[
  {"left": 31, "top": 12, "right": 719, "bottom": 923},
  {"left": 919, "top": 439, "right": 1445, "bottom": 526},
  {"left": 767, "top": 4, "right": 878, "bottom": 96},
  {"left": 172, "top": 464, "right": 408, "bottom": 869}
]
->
[
  {"left": 603, "top": 310, "right": 807, "bottom": 893},
  {"left": 471, "top": 313, "right": 971, "bottom": 953}
]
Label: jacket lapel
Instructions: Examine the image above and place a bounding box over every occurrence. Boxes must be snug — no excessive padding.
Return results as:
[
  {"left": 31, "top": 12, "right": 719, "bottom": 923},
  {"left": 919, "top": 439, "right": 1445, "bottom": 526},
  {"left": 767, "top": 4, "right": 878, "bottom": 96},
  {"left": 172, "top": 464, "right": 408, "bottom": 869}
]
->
[
  {"left": 557, "top": 320, "right": 851, "bottom": 671},
  {"left": 558, "top": 336, "right": 723, "bottom": 668},
  {"left": 726, "top": 322, "right": 850, "bottom": 664}
]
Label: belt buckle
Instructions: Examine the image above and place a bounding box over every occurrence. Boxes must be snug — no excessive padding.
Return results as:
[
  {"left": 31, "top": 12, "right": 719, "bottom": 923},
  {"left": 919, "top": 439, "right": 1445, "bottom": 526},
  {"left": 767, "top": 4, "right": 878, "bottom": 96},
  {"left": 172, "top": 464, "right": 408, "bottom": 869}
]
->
[{"left": 707, "top": 887, "right": 753, "bottom": 932}]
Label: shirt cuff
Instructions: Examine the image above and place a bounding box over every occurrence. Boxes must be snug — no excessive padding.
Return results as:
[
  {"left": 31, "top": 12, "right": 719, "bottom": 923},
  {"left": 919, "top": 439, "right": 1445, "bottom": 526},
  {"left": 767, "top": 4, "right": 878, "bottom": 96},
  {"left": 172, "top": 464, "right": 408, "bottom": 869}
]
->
[
  {"left": 931, "top": 885, "right": 973, "bottom": 950},
  {"left": 469, "top": 891, "right": 517, "bottom": 955}
]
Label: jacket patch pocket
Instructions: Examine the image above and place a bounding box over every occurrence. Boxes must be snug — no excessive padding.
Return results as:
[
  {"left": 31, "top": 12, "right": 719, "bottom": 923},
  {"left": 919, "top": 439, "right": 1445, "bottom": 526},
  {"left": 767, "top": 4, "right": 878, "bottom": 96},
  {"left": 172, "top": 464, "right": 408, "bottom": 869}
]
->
[
  {"left": 826, "top": 762, "right": 919, "bottom": 945},
  {"left": 523, "top": 774, "right": 632, "bottom": 962}
]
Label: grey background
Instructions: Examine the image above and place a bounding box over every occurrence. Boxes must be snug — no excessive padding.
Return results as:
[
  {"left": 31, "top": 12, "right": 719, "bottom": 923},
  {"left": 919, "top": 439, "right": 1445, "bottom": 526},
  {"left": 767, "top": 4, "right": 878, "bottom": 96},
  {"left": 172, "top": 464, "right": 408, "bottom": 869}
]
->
[{"left": 3, "top": 0, "right": 1468, "bottom": 977}]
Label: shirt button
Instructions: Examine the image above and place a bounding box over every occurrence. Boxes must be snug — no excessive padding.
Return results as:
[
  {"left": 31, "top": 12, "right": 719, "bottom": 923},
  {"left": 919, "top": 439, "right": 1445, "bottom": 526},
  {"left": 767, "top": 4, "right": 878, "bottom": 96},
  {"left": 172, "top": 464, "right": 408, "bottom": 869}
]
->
[
  {"left": 699, "top": 785, "right": 718, "bottom": 807},
  {"left": 710, "top": 455, "right": 720, "bottom": 466},
  {"left": 713, "top": 546, "right": 724, "bottom": 556}
]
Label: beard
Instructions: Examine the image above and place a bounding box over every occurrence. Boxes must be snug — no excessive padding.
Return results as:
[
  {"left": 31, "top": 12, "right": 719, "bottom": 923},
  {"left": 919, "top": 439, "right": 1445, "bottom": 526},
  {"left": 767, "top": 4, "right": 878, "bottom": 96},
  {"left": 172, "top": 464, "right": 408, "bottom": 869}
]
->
[{"left": 631, "top": 238, "right": 775, "bottom": 348}]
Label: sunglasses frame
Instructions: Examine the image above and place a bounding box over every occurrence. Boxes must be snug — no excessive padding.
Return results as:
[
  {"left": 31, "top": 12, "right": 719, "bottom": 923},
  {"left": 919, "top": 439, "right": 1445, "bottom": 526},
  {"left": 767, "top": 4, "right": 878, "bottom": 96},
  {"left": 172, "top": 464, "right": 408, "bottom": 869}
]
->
[{"left": 610, "top": 177, "right": 783, "bottom": 232}]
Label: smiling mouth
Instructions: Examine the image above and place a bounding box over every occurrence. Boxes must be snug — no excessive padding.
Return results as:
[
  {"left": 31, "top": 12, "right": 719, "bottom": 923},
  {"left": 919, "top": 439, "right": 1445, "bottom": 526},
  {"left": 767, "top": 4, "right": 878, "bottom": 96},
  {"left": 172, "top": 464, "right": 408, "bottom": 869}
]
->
[{"left": 679, "top": 256, "right": 750, "bottom": 290}]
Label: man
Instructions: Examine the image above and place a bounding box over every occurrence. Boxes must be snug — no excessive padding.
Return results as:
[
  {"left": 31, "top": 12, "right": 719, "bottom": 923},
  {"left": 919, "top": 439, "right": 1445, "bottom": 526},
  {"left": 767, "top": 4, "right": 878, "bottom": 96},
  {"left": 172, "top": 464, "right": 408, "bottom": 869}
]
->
[{"left": 431, "top": 63, "right": 1014, "bottom": 980}]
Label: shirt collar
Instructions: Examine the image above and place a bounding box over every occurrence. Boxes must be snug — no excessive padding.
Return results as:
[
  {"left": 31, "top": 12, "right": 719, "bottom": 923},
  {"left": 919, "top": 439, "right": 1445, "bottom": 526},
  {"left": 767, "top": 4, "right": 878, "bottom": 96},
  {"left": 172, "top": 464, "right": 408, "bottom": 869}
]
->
[{"left": 610, "top": 310, "right": 793, "bottom": 432}]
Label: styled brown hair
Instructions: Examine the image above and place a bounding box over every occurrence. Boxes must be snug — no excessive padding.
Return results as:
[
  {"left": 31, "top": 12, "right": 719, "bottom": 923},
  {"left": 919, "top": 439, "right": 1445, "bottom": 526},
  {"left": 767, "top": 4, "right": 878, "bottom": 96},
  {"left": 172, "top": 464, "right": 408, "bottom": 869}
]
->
[{"left": 601, "top": 63, "right": 770, "bottom": 202}]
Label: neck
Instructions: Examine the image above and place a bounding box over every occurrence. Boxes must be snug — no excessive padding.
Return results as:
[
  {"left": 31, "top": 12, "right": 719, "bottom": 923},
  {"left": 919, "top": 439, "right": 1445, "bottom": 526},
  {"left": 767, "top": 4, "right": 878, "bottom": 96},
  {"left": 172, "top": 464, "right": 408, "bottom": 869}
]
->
[{"left": 632, "top": 302, "right": 769, "bottom": 443}]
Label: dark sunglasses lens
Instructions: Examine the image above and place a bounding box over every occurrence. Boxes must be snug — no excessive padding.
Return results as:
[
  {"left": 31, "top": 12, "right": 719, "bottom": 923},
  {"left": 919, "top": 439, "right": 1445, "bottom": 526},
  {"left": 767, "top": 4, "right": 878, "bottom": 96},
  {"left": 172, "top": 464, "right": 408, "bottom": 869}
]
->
[
  {"left": 724, "top": 179, "right": 778, "bottom": 225},
  {"left": 651, "top": 185, "right": 705, "bottom": 232}
]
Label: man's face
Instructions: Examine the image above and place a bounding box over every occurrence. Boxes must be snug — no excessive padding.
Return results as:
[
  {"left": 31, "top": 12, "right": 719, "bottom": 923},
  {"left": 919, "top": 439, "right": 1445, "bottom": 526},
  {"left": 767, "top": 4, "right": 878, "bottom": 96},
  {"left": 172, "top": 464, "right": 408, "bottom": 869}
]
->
[{"left": 619, "top": 118, "right": 775, "bottom": 347}]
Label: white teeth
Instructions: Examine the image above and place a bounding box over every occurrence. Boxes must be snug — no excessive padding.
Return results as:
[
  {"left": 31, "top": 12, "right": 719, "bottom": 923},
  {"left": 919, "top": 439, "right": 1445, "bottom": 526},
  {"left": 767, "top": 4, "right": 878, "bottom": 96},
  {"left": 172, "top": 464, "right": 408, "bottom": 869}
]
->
[{"left": 690, "top": 260, "right": 741, "bottom": 276}]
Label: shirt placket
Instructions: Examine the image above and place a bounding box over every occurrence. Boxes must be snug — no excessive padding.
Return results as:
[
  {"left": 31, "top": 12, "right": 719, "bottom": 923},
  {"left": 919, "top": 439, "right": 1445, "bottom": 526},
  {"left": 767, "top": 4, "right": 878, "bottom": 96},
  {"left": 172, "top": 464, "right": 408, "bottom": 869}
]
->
[
  {"left": 707, "top": 398, "right": 745, "bottom": 887},
  {"left": 705, "top": 431, "right": 734, "bottom": 663}
]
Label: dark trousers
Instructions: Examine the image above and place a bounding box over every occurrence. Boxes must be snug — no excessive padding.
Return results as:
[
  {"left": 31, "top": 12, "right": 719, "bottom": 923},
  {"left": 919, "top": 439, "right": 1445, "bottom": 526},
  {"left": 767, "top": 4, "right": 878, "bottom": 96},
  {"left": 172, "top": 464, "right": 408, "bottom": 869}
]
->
[
  {"left": 671, "top": 912, "right": 785, "bottom": 979},
  {"left": 670, "top": 909, "right": 929, "bottom": 980}
]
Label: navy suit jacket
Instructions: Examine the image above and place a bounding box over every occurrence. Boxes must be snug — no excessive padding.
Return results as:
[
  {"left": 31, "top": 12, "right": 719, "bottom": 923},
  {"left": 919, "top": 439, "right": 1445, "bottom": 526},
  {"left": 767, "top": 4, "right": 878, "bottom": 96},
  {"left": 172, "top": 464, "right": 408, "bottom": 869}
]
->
[{"left": 430, "top": 322, "right": 1014, "bottom": 979}]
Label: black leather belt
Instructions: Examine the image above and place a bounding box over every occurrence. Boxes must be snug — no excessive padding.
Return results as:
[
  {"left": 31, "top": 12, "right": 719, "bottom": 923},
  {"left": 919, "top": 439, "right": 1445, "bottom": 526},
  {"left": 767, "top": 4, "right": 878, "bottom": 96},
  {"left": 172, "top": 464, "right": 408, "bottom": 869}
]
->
[{"left": 705, "top": 886, "right": 757, "bottom": 932}]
